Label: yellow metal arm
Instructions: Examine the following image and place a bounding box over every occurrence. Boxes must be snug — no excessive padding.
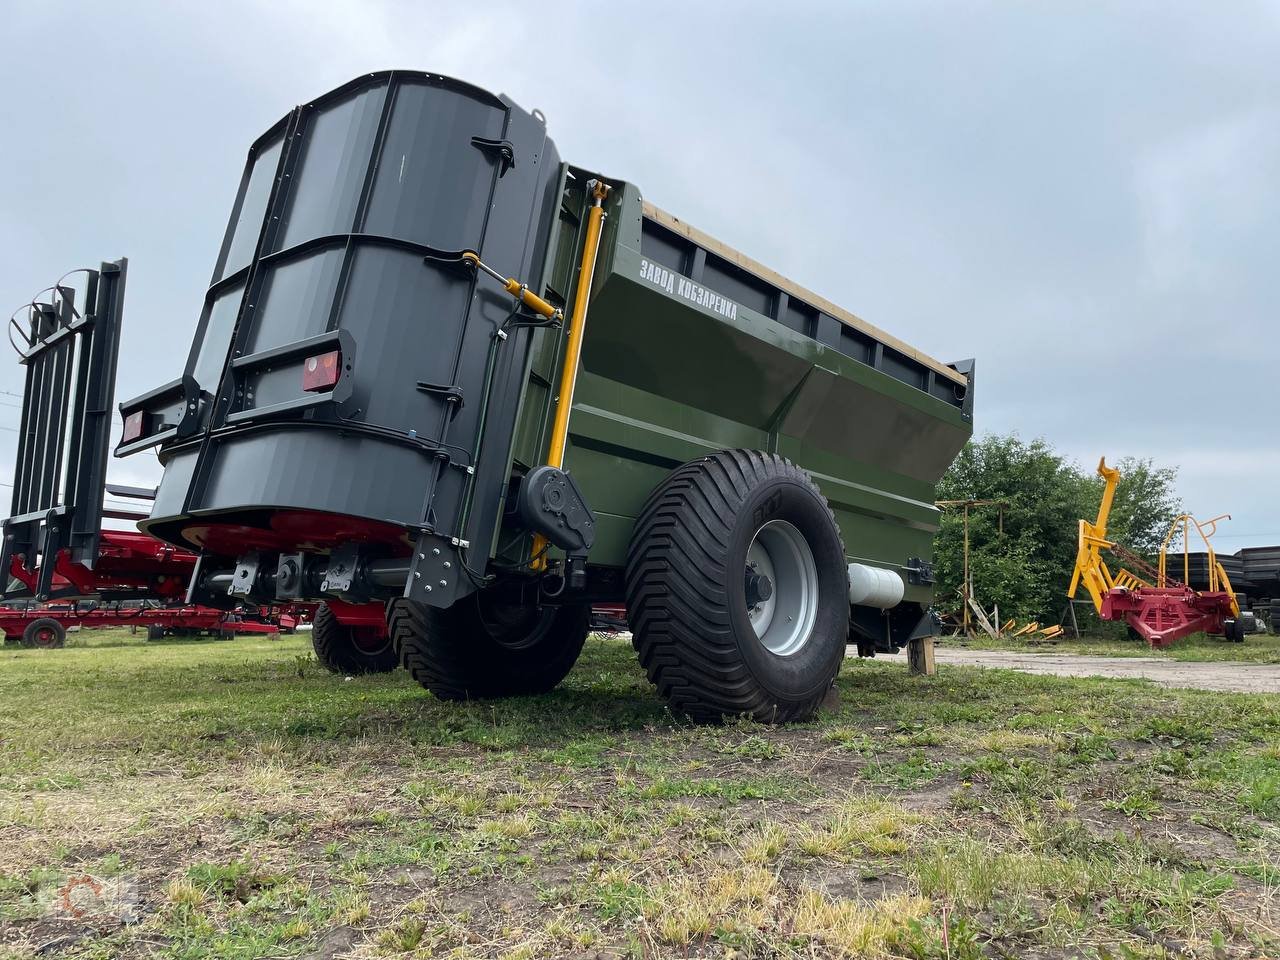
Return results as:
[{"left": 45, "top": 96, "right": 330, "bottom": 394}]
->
[
  {"left": 1069, "top": 457, "right": 1146, "bottom": 614},
  {"left": 530, "top": 179, "right": 612, "bottom": 567},
  {"left": 1093, "top": 457, "right": 1120, "bottom": 539},
  {"left": 545, "top": 179, "right": 611, "bottom": 469},
  {"left": 460, "top": 251, "right": 563, "bottom": 321}
]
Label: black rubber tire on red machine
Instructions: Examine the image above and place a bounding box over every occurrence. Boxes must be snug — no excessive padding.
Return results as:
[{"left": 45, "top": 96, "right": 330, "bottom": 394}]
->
[
  {"left": 625, "top": 449, "right": 850, "bottom": 724},
  {"left": 311, "top": 602, "right": 398, "bottom": 674},
  {"left": 22, "top": 618, "right": 67, "bottom": 649},
  {"left": 391, "top": 593, "right": 589, "bottom": 700},
  {"left": 1224, "top": 617, "right": 1246, "bottom": 643}
]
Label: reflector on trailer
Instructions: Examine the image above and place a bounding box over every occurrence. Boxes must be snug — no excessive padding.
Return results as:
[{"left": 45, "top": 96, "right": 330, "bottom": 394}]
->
[
  {"left": 121, "top": 409, "right": 146, "bottom": 444},
  {"left": 302, "top": 350, "right": 341, "bottom": 392}
]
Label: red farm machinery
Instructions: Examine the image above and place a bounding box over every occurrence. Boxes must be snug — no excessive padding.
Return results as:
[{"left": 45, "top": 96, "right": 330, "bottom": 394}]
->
[
  {"left": 1069, "top": 457, "right": 1243, "bottom": 648},
  {"left": 2, "top": 261, "right": 300, "bottom": 647}
]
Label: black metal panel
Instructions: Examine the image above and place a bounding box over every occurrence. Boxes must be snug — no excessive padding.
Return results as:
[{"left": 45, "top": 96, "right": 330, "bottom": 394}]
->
[
  {"left": 701, "top": 253, "right": 773, "bottom": 317},
  {"left": 838, "top": 324, "right": 874, "bottom": 365},
  {"left": 242, "top": 248, "right": 344, "bottom": 354},
  {"left": 639, "top": 217, "right": 690, "bottom": 274},
  {"left": 217, "top": 135, "right": 284, "bottom": 282},
  {"left": 334, "top": 247, "right": 470, "bottom": 431},
  {"left": 780, "top": 298, "right": 817, "bottom": 337},
  {"left": 275, "top": 84, "right": 385, "bottom": 252},
  {"left": 364, "top": 80, "right": 506, "bottom": 250},
  {"left": 2, "top": 260, "right": 127, "bottom": 600},
  {"left": 881, "top": 346, "right": 926, "bottom": 390},
  {"left": 191, "top": 284, "right": 244, "bottom": 393},
  {"left": 124, "top": 71, "right": 563, "bottom": 609}
]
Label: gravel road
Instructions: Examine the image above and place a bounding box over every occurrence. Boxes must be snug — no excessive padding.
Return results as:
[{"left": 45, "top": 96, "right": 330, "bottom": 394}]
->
[{"left": 883, "top": 647, "right": 1280, "bottom": 694}]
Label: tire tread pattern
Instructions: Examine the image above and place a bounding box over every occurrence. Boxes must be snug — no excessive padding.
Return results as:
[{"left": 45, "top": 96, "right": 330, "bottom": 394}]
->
[
  {"left": 311, "top": 602, "right": 397, "bottom": 674},
  {"left": 390, "top": 597, "right": 588, "bottom": 701},
  {"left": 625, "top": 449, "right": 844, "bottom": 723}
]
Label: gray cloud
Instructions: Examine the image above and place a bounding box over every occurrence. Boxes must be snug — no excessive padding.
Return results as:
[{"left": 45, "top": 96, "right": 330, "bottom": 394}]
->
[{"left": 2, "top": 0, "right": 1277, "bottom": 545}]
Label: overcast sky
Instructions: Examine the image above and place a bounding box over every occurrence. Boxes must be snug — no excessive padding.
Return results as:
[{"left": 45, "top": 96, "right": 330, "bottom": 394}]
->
[{"left": 2, "top": 1, "right": 1277, "bottom": 547}]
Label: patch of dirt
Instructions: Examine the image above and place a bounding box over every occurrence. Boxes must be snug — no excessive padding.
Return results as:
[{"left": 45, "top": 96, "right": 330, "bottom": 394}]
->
[
  {"left": 784, "top": 863, "right": 913, "bottom": 902},
  {"left": 437, "top": 879, "right": 542, "bottom": 918},
  {"left": 898, "top": 780, "right": 959, "bottom": 812},
  {"left": 300, "top": 924, "right": 358, "bottom": 960}
]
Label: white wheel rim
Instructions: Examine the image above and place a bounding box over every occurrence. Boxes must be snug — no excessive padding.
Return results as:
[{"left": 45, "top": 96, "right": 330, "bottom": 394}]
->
[{"left": 746, "top": 519, "right": 819, "bottom": 657}]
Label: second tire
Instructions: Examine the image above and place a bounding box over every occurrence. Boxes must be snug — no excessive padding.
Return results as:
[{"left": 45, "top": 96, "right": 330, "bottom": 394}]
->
[
  {"left": 311, "top": 602, "right": 398, "bottom": 674},
  {"left": 625, "top": 449, "right": 850, "bottom": 723},
  {"left": 391, "top": 592, "right": 589, "bottom": 700}
]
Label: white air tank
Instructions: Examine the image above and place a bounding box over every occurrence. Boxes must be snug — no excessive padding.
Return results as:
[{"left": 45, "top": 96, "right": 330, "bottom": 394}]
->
[{"left": 847, "top": 563, "right": 905, "bottom": 609}]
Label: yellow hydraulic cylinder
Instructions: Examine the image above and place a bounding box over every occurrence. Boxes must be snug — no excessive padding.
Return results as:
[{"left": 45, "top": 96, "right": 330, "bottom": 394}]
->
[
  {"left": 546, "top": 179, "right": 610, "bottom": 469},
  {"left": 461, "top": 251, "right": 562, "bottom": 321},
  {"left": 531, "top": 179, "right": 610, "bottom": 566}
]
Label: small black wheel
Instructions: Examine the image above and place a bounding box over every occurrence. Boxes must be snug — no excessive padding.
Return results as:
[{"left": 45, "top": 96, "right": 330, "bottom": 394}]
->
[
  {"left": 391, "top": 592, "right": 589, "bottom": 700},
  {"left": 1225, "top": 617, "right": 1246, "bottom": 643},
  {"left": 625, "top": 449, "right": 850, "bottom": 723},
  {"left": 146, "top": 624, "right": 165, "bottom": 641},
  {"left": 312, "top": 602, "right": 397, "bottom": 674},
  {"left": 22, "top": 618, "right": 66, "bottom": 649}
]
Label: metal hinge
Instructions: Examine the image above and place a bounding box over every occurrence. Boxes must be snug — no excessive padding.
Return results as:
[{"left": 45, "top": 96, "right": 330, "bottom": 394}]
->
[
  {"left": 471, "top": 136, "right": 516, "bottom": 177},
  {"left": 905, "top": 557, "right": 935, "bottom": 586}
]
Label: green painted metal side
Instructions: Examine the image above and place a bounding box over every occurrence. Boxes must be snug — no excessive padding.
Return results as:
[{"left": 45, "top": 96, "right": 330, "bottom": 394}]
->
[{"left": 503, "top": 170, "right": 972, "bottom": 603}]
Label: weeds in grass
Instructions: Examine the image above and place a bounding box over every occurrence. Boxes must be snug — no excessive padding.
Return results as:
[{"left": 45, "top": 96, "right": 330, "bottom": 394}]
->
[
  {"left": 0, "top": 631, "right": 1276, "bottom": 958},
  {"left": 798, "top": 795, "right": 920, "bottom": 859},
  {"left": 1103, "top": 791, "right": 1163, "bottom": 819},
  {"left": 792, "top": 890, "right": 933, "bottom": 957}
]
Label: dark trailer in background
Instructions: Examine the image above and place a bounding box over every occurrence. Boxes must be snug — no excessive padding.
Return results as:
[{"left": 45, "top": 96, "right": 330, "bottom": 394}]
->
[
  {"left": 0, "top": 261, "right": 296, "bottom": 648},
  {"left": 118, "top": 70, "right": 974, "bottom": 721},
  {"left": 3, "top": 262, "right": 128, "bottom": 603}
]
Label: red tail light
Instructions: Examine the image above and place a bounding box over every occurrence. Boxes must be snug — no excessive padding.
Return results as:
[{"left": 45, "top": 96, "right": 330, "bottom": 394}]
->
[
  {"left": 303, "top": 350, "right": 341, "bottom": 392},
  {"left": 121, "top": 410, "right": 146, "bottom": 444}
]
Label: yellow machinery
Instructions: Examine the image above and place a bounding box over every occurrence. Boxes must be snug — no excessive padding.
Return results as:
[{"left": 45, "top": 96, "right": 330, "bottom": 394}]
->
[{"left": 1069, "top": 458, "right": 1241, "bottom": 647}]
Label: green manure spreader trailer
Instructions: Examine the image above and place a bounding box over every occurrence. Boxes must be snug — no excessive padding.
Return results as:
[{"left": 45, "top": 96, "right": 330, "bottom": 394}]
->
[{"left": 117, "top": 71, "right": 974, "bottom": 722}]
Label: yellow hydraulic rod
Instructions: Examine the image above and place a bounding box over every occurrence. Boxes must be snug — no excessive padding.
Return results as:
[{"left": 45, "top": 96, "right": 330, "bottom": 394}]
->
[
  {"left": 546, "top": 179, "right": 610, "bottom": 468},
  {"left": 461, "top": 251, "right": 562, "bottom": 321},
  {"left": 530, "top": 179, "right": 610, "bottom": 567}
]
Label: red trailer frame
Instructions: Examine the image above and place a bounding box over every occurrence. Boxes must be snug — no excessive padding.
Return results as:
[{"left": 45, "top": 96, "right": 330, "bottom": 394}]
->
[{"left": 0, "top": 602, "right": 292, "bottom": 648}]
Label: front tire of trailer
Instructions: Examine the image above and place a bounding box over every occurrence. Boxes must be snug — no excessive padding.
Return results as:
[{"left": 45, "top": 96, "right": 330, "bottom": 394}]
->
[
  {"left": 311, "top": 603, "right": 398, "bottom": 674},
  {"left": 22, "top": 618, "right": 67, "bottom": 649},
  {"left": 390, "top": 594, "right": 589, "bottom": 700},
  {"left": 625, "top": 449, "right": 849, "bottom": 723}
]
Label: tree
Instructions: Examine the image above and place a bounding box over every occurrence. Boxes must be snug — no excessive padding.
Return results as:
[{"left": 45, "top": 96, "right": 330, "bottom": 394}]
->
[{"left": 933, "top": 436, "right": 1180, "bottom": 621}]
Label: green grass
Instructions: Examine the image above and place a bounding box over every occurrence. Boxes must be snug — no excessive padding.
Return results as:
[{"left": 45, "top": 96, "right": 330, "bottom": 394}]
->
[
  {"left": 0, "top": 628, "right": 1277, "bottom": 958},
  {"left": 954, "top": 626, "right": 1280, "bottom": 663}
]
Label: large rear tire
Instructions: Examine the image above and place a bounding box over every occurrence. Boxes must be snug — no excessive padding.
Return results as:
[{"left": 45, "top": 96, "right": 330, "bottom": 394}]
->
[
  {"left": 312, "top": 602, "right": 397, "bottom": 674},
  {"left": 390, "top": 593, "right": 589, "bottom": 700},
  {"left": 625, "top": 449, "right": 849, "bottom": 723},
  {"left": 22, "top": 618, "right": 66, "bottom": 649}
]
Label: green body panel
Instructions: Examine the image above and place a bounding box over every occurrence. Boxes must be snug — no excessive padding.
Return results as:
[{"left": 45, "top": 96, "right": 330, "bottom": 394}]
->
[{"left": 503, "top": 170, "right": 972, "bottom": 603}]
